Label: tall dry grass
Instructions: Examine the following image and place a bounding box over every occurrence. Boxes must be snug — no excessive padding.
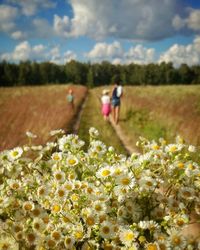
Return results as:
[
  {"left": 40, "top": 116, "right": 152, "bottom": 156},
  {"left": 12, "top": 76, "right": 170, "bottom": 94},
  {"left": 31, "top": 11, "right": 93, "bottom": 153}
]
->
[{"left": 0, "top": 84, "right": 87, "bottom": 151}]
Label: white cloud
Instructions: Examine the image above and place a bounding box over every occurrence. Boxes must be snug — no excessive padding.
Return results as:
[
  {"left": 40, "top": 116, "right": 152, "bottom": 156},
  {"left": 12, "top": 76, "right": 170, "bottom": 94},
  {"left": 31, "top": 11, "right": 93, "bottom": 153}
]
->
[
  {"left": 11, "top": 30, "right": 26, "bottom": 40},
  {"left": 85, "top": 41, "right": 155, "bottom": 64},
  {"left": 53, "top": 15, "right": 71, "bottom": 37},
  {"left": 86, "top": 41, "right": 123, "bottom": 59},
  {"left": 125, "top": 45, "right": 155, "bottom": 64},
  {"left": 6, "top": 0, "right": 56, "bottom": 16},
  {"left": 63, "top": 51, "right": 77, "bottom": 63},
  {"left": 62, "top": 0, "right": 180, "bottom": 41},
  {"left": 172, "top": 9, "right": 200, "bottom": 32},
  {"left": 0, "top": 41, "right": 47, "bottom": 62},
  {"left": 0, "top": 4, "right": 18, "bottom": 32},
  {"left": 0, "top": 41, "right": 77, "bottom": 64},
  {"left": 187, "top": 10, "right": 200, "bottom": 31},
  {"left": 159, "top": 36, "right": 200, "bottom": 66}
]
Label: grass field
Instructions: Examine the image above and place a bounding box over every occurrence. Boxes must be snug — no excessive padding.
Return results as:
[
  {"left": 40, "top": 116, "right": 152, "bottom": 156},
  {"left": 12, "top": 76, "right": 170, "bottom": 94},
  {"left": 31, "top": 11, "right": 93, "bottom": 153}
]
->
[
  {"left": 119, "top": 85, "right": 200, "bottom": 146},
  {"left": 1, "top": 84, "right": 200, "bottom": 153},
  {"left": 0, "top": 84, "right": 87, "bottom": 151}
]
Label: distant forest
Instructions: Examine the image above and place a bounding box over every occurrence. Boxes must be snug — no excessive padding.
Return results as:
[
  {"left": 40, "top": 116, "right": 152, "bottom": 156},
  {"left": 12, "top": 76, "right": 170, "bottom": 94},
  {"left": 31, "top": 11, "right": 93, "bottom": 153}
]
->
[{"left": 1, "top": 60, "right": 200, "bottom": 87}]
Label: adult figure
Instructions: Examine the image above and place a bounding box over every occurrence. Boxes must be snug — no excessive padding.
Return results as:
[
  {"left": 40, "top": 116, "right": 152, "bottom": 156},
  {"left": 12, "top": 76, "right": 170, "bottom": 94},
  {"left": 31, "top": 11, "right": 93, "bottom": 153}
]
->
[{"left": 111, "top": 82, "right": 123, "bottom": 124}]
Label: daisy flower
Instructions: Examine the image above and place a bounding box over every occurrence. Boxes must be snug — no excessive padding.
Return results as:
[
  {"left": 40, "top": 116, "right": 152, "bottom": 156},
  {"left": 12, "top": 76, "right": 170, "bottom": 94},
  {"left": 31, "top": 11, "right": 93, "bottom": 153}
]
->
[
  {"left": 23, "top": 201, "right": 35, "bottom": 212},
  {"left": 51, "top": 152, "right": 62, "bottom": 161},
  {"left": 116, "top": 173, "right": 135, "bottom": 188},
  {"left": 96, "top": 166, "right": 113, "bottom": 179},
  {"left": 25, "top": 231, "right": 38, "bottom": 246},
  {"left": 89, "top": 127, "right": 99, "bottom": 138},
  {"left": 53, "top": 170, "right": 66, "bottom": 183},
  {"left": 119, "top": 228, "right": 139, "bottom": 246},
  {"left": 99, "top": 221, "right": 115, "bottom": 239},
  {"left": 138, "top": 176, "right": 157, "bottom": 191},
  {"left": 26, "top": 131, "right": 37, "bottom": 138},
  {"left": 51, "top": 203, "right": 62, "bottom": 214},
  {"left": 49, "top": 129, "right": 65, "bottom": 136},
  {"left": 32, "top": 218, "right": 46, "bottom": 232},
  {"left": 63, "top": 181, "right": 74, "bottom": 192},
  {"left": 92, "top": 200, "right": 107, "bottom": 214},
  {"left": 64, "top": 236, "right": 75, "bottom": 249},
  {"left": 145, "top": 242, "right": 160, "bottom": 250},
  {"left": 56, "top": 186, "right": 67, "bottom": 200},
  {"left": 45, "top": 236, "right": 57, "bottom": 249},
  {"left": 66, "top": 155, "right": 79, "bottom": 167},
  {"left": 8, "top": 147, "right": 23, "bottom": 161},
  {"left": 51, "top": 230, "right": 62, "bottom": 242},
  {"left": 168, "top": 229, "right": 187, "bottom": 249},
  {"left": 179, "top": 187, "right": 195, "bottom": 201}
]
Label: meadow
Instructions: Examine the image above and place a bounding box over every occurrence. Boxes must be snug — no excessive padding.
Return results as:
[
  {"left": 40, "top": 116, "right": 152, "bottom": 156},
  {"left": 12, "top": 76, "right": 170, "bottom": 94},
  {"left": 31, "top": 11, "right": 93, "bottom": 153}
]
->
[{"left": 0, "top": 84, "right": 200, "bottom": 249}]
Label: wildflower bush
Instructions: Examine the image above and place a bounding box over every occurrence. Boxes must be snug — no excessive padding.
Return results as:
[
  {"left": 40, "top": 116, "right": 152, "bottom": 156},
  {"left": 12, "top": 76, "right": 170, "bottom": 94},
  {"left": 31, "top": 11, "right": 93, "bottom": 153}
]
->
[{"left": 0, "top": 128, "right": 200, "bottom": 250}]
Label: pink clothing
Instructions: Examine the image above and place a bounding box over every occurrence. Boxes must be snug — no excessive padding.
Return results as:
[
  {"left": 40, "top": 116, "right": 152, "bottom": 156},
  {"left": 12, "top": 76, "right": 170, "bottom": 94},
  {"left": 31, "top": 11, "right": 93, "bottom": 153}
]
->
[{"left": 102, "top": 103, "right": 111, "bottom": 116}]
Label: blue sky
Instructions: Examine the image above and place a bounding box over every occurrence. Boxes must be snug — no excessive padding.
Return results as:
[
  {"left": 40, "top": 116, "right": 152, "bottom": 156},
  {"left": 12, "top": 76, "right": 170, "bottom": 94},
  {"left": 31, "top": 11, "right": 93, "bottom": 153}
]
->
[{"left": 0, "top": 0, "right": 200, "bottom": 66}]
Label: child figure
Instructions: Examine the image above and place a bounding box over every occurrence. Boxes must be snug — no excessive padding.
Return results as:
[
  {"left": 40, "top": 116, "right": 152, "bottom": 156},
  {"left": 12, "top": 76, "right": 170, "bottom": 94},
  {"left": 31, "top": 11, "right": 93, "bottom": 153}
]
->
[
  {"left": 66, "top": 88, "right": 74, "bottom": 110},
  {"left": 101, "top": 89, "right": 111, "bottom": 120}
]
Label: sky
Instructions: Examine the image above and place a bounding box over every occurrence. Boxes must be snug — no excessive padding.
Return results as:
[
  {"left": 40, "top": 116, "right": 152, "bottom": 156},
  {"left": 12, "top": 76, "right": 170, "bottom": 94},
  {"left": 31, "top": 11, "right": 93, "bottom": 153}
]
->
[{"left": 0, "top": 0, "right": 200, "bottom": 67}]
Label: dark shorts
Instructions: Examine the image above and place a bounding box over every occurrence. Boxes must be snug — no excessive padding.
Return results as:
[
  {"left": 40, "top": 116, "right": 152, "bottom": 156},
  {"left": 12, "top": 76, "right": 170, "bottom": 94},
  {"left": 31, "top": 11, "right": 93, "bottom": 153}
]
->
[{"left": 112, "top": 98, "right": 120, "bottom": 107}]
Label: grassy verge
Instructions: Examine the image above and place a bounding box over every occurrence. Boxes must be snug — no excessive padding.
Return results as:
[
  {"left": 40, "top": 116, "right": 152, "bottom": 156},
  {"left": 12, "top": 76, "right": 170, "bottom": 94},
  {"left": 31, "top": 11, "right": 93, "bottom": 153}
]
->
[{"left": 78, "top": 88, "right": 127, "bottom": 155}]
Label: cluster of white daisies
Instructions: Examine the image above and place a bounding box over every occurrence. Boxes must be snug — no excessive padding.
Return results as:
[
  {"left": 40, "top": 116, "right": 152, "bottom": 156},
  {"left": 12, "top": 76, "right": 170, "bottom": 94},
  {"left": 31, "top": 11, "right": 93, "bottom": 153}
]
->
[{"left": 0, "top": 128, "right": 199, "bottom": 250}]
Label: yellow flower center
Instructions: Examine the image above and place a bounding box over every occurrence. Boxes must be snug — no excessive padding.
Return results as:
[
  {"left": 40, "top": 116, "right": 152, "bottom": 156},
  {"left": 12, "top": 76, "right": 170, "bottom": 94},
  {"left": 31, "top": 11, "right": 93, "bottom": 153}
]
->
[
  {"left": 12, "top": 151, "right": 19, "bottom": 157},
  {"left": 173, "top": 236, "right": 181, "bottom": 245},
  {"left": 170, "top": 146, "right": 177, "bottom": 152},
  {"left": 152, "top": 145, "right": 160, "bottom": 150},
  {"left": 55, "top": 173, "right": 62, "bottom": 180},
  {"left": 146, "top": 181, "right": 153, "bottom": 186},
  {"left": 95, "top": 204, "right": 102, "bottom": 211},
  {"left": 102, "top": 169, "right": 111, "bottom": 177},
  {"left": 102, "top": 226, "right": 110, "bottom": 234},
  {"left": 12, "top": 183, "right": 19, "bottom": 189},
  {"left": 183, "top": 191, "right": 191, "bottom": 197},
  {"left": 121, "top": 178, "right": 130, "bottom": 185},
  {"left": 52, "top": 204, "right": 61, "bottom": 212},
  {"left": 68, "top": 159, "right": 76, "bottom": 165},
  {"left": 27, "top": 233, "right": 36, "bottom": 243},
  {"left": 58, "top": 189, "right": 65, "bottom": 197},
  {"left": 53, "top": 154, "right": 60, "bottom": 161},
  {"left": 47, "top": 239, "right": 56, "bottom": 247},
  {"left": 52, "top": 231, "right": 61, "bottom": 241},
  {"left": 86, "top": 216, "right": 95, "bottom": 226},
  {"left": 65, "top": 238, "right": 72, "bottom": 245},
  {"left": 71, "top": 194, "right": 79, "bottom": 201},
  {"left": 75, "top": 231, "right": 83, "bottom": 239},
  {"left": 125, "top": 232, "right": 134, "bottom": 241},
  {"left": 24, "top": 203, "right": 33, "bottom": 211},
  {"left": 178, "top": 162, "right": 184, "bottom": 168},
  {"left": 147, "top": 243, "right": 159, "bottom": 250}
]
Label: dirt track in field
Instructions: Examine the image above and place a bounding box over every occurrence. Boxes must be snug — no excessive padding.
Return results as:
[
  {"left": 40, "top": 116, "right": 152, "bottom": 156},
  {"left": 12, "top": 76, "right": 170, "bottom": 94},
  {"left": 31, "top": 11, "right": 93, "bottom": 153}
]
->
[{"left": 0, "top": 85, "right": 87, "bottom": 151}]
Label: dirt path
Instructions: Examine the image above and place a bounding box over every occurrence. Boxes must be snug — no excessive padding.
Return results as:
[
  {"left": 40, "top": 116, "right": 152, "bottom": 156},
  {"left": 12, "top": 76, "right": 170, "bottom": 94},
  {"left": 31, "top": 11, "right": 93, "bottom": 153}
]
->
[
  {"left": 109, "top": 116, "right": 138, "bottom": 155},
  {"left": 72, "top": 95, "right": 88, "bottom": 134}
]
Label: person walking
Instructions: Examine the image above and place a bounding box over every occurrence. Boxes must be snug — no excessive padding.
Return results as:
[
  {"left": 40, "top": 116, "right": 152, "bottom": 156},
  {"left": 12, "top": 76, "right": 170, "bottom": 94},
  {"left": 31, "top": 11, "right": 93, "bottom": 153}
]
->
[
  {"left": 66, "top": 88, "right": 74, "bottom": 111},
  {"left": 111, "top": 82, "right": 123, "bottom": 124},
  {"left": 101, "top": 89, "right": 111, "bottom": 121}
]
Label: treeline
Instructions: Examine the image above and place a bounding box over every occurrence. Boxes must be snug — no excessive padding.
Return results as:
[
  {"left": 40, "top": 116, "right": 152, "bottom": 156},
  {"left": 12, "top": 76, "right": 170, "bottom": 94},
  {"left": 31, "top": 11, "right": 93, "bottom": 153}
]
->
[{"left": 1, "top": 60, "right": 200, "bottom": 87}]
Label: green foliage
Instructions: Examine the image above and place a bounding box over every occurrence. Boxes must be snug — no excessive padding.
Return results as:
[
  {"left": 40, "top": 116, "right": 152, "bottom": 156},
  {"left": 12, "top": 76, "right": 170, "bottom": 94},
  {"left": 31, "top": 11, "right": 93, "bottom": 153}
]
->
[{"left": 1, "top": 60, "right": 200, "bottom": 87}]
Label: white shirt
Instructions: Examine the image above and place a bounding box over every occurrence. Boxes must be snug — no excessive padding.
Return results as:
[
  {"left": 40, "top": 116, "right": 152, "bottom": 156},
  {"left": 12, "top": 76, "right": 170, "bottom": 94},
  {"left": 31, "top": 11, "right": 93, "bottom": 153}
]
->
[{"left": 101, "top": 95, "right": 111, "bottom": 104}]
